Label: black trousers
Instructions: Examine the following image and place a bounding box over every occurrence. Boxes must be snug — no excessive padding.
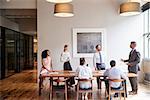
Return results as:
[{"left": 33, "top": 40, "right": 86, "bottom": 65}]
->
[
  {"left": 96, "top": 63, "right": 105, "bottom": 89},
  {"left": 129, "top": 77, "right": 138, "bottom": 92},
  {"left": 63, "top": 61, "right": 75, "bottom": 85}
]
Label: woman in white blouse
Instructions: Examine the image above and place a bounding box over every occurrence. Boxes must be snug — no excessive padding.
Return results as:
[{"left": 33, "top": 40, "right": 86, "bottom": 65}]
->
[
  {"left": 60, "top": 45, "right": 72, "bottom": 70},
  {"left": 76, "top": 58, "right": 93, "bottom": 100},
  {"left": 40, "top": 50, "right": 52, "bottom": 74},
  {"left": 60, "top": 45, "right": 75, "bottom": 86}
]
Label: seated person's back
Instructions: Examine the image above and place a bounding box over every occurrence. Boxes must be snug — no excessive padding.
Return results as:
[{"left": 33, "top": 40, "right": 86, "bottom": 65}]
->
[
  {"left": 76, "top": 58, "right": 93, "bottom": 89},
  {"left": 104, "top": 60, "right": 127, "bottom": 88}
]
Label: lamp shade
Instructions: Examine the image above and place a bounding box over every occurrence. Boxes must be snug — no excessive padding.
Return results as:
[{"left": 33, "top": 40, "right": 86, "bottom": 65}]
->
[
  {"left": 120, "top": 2, "right": 141, "bottom": 16},
  {"left": 54, "top": 3, "right": 74, "bottom": 17},
  {"left": 46, "top": 0, "right": 72, "bottom": 3},
  {"left": 143, "top": 0, "right": 150, "bottom": 1}
]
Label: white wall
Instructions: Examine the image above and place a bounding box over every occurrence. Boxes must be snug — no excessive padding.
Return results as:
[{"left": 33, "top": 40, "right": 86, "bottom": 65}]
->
[
  {"left": 0, "top": 16, "right": 19, "bottom": 31},
  {"left": 37, "top": 0, "right": 143, "bottom": 81}
]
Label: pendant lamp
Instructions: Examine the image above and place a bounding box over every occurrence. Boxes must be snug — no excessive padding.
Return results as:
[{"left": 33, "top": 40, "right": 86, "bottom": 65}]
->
[
  {"left": 46, "top": 0, "right": 72, "bottom": 3},
  {"left": 54, "top": 3, "right": 74, "bottom": 17},
  {"left": 120, "top": 2, "right": 141, "bottom": 16}
]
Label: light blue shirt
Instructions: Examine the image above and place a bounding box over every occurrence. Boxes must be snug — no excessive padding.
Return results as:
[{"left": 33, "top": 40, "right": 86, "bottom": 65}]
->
[{"left": 104, "top": 67, "right": 127, "bottom": 88}]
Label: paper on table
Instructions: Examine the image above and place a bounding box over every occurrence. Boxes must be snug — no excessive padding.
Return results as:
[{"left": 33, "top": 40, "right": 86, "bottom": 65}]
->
[{"left": 49, "top": 72, "right": 59, "bottom": 74}]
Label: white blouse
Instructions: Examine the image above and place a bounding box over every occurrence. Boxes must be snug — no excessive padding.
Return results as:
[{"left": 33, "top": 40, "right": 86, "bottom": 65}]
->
[
  {"left": 60, "top": 51, "right": 71, "bottom": 63},
  {"left": 76, "top": 65, "right": 93, "bottom": 89},
  {"left": 40, "top": 56, "right": 52, "bottom": 74}
]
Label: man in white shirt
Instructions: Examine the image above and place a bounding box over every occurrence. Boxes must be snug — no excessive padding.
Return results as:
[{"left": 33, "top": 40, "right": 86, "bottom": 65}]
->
[
  {"left": 104, "top": 60, "right": 127, "bottom": 97},
  {"left": 93, "top": 44, "right": 106, "bottom": 89}
]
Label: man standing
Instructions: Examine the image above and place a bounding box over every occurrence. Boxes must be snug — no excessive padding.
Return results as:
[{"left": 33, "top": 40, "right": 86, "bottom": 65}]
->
[
  {"left": 121, "top": 41, "right": 140, "bottom": 95},
  {"left": 93, "top": 44, "right": 106, "bottom": 89}
]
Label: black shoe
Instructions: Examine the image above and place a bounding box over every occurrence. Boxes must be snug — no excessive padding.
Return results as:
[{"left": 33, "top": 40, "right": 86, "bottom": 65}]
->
[
  {"left": 114, "top": 93, "right": 118, "bottom": 98},
  {"left": 106, "top": 96, "right": 112, "bottom": 100},
  {"left": 129, "top": 91, "right": 137, "bottom": 95}
]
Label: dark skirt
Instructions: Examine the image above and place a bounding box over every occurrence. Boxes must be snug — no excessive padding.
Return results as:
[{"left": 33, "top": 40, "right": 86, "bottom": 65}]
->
[
  {"left": 63, "top": 61, "right": 75, "bottom": 85},
  {"left": 64, "top": 61, "right": 72, "bottom": 70}
]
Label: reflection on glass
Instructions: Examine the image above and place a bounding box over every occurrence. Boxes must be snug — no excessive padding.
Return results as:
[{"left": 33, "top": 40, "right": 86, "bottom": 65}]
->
[{"left": 5, "top": 29, "right": 15, "bottom": 77}]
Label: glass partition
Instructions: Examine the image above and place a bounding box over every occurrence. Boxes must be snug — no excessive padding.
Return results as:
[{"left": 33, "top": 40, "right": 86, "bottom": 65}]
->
[{"left": 0, "top": 26, "right": 34, "bottom": 79}]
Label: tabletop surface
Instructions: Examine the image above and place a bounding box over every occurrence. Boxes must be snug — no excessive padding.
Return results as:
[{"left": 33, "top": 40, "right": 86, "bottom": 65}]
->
[{"left": 41, "top": 70, "right": 137, "bottom": 78}]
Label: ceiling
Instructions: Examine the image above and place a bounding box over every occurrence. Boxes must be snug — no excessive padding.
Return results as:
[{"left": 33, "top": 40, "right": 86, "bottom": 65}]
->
[
  {"left": 0, "top": 0, "right": 148, "bottom": 35},
  {"left": 0, "top": 9, "right": 37, "bottom": 35}
]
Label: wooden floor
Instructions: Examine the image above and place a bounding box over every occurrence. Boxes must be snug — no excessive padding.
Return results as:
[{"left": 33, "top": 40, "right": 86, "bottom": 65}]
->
[{"left": 0, "top": 70, "right": 150, "bottom": 100}]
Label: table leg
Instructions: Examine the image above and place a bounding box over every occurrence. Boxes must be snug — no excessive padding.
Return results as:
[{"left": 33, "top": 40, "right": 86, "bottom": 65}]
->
[
  {"left": 49, "top": 77, "right": 53, "bottom": 100},
  {"left": 65, "top": 80, "right": 68, "bottom": 100}
]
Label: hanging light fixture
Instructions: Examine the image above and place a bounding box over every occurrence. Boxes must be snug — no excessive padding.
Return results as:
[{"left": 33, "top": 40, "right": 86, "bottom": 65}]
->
[
  {"left": 120, "top": 2, "right": 141, "bottom": 16},
  {"left": 143, "top": 0, "right": 150, "bottom": 2},
  {"left": 54, "top": 3, "right": 74, "bottom": 17},
  {"left": 46, "top": 0, "right": 72, "bottom": 3}
]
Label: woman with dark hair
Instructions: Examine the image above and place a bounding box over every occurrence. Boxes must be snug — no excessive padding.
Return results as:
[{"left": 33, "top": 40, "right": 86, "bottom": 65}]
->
[
  {"left": 60, "top": 45, "right": 75, "bottom": 86},
  {"left": 40, "top": 50, "right": 52, "bottom": 74},
  {"left": 60, "top": 45, "right": 72, "bottom": 70},
  {"left": 76, "top": 58, "right": 93, "bottom": 100}
]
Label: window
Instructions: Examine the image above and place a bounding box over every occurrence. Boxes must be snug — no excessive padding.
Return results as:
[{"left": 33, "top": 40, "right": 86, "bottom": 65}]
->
[{"left": 143, "top": 3, "right": 150, "bottom": 58}]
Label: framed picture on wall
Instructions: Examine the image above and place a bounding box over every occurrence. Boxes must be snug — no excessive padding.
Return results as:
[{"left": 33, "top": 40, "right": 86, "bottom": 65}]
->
[{"left": 72, "top": 28, "right": 107, "bottom": 57}]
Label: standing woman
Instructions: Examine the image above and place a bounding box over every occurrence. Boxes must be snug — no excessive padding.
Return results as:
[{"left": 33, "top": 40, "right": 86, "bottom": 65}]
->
[
  {"left": 60, "top": 45, "right": 75, "bottom": 86},
  {"left": 40, "top": 50, "right": 52, "bottom": 74}
]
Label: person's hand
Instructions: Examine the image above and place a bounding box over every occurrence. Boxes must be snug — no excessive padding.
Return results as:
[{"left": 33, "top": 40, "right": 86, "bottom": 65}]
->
[
  {"left": 95, "top": 67, "right": 97, "bottom": 70},
  {"left": 127, "top": 63, "right": 132, "bottom": 66},
  {"left": 121, "top": 59, "right": 124, "bottom": 62}
]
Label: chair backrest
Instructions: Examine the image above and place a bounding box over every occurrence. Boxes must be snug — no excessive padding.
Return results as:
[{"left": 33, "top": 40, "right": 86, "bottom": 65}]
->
[
  {"left": 108, "top": 79, "right": 125, "bottom": 92},
  {"left": 109, "top": 79, "right": 125, "bottom": 82},
  {"left": 76, "top": 78, "right": 93, "bottom": 91},
  {"left": 76, "top": 78, "right": 93, "bottom": 82}
]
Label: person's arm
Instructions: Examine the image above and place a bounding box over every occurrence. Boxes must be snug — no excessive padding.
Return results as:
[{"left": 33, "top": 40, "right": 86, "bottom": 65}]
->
[
  {"left": 60, "top": 53, "right": 63, "bottom": 62},
  {"left": 51, "top": 59, "right": 53, "bottom": 70},
  {"left": 129, "top": 52, "right": 140, "bottom": 67},
  {"left": 89, "top": 68, "right": 93, "bottom": 79},
  {"left": 120, "top": 71, "right": 127, "bottom": 80},
  {"left": 104, "top": 69, "right": 109, "bottom": 77},
  {"left": 123, "top": 59, "right": 129, "bottom": 62},
  {"left": 42, "top": 58, "right": 52, "bottom": 72},
  {"left": 93, "top": 53, "right": 97, "bottom": 70},
  {"left": 68, "top": 52, "right": 71, "bottom": 61}
]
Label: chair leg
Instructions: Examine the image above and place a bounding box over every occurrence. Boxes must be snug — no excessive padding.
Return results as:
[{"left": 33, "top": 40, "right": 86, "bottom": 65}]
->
[
  {"left": 124, "top": 92, "right": 126, "bottom": 100},
  {"left": 49, "top": 78, "right": 53, "bottom": 100},
  {"left": 119, "top": 92, "right": 121, "bottom": 100},
  {"left": 108, "top": 93, "right": 110, "bottom": 100},
  {"left": 99, "top": 80, "right": 102, "bottom": 89},
  {"left": 65, "top": 81, "right": 68, "bottom": 100},
  {"left": 76, "top": 92, "right": 78, "bottom": 100},
  {"left": 76, "top": 87, "right": 79, "bottom": 100},
  {"left": 90, "top": 92, "right": 93, "bottom": 100},
  {"left": 105, "top": 88, "right": 107, "bottom": 97}
]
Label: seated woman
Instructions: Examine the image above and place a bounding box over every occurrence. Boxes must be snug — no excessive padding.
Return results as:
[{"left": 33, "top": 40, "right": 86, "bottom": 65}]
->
[
  {"left": 76, "top": 58, "right": 93, "bottom": 100},
  {"left": 40, "top": 49, "right": 52, "bottom": 74},
  {"left": 40, "top": 50, "right": 52, "bottom": 86}
]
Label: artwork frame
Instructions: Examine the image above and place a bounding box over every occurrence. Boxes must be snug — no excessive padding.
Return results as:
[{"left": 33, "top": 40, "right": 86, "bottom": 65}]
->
[{"left": 72, "top": 28, "right": 107, "bottom": 57}]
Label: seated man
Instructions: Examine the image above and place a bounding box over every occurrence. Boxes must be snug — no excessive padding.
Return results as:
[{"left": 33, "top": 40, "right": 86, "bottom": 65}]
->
[{"left": 104, "top": 60, "right": 127, "bottom": 98}]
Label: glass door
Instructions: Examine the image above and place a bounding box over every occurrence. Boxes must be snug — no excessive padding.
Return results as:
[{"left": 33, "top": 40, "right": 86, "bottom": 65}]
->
[{"left": 5, "top": 29, "right": 16, "bottom": 77}]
